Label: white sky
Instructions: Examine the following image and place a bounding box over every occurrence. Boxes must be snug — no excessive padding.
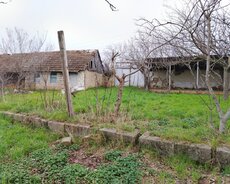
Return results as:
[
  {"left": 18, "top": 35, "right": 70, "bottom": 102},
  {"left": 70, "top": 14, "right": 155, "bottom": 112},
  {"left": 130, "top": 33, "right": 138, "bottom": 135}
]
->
[{"left": 0, "top": 0, "right": 175, "bottom": 52}]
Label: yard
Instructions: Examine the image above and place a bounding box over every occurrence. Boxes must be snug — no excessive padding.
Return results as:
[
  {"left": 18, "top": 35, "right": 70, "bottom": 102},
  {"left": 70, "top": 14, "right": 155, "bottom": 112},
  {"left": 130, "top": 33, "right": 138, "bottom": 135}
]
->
[
  {"left": 0, "top": 115, "right": 229, "bottom": 183},
  {"left": 0, "top": 87, "right": 230, "bottom": 146}
]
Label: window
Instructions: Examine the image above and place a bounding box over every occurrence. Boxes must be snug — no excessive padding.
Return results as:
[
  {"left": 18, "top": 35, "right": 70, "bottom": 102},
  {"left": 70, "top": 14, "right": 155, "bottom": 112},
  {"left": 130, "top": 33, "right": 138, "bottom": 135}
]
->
[
  {"left": 34, "top": 73, "right": 40, "bottom": 83},
  {"left": 50, "top": 72, "right": 57, "bottom": 83}
]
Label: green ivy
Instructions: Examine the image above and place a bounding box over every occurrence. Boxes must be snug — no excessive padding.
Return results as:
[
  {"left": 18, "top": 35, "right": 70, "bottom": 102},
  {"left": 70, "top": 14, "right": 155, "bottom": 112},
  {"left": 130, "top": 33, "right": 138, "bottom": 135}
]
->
[
  {"left": 86, "top": 154, "right": 143, "bottom": 184},
  {"left": 104, "top": 150, "right": 123, "bottom": 161},
  {"left": 1, "top": 146, "right": 144, "bottom": 183}
]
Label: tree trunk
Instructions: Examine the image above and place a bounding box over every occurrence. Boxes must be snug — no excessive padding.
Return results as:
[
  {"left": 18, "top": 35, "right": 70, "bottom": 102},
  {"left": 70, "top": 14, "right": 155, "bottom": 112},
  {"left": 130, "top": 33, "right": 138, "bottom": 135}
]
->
[
  {"left": 219, "top": 118, "right": 226, "bottom": 133},
  {"left": 223, "top": 67, "right": 229, "bottom": 101},
  {"left": 205, "top": 12, "right": 228, "bottom": 133},
  {"left": 114, "top": 76, "right": 125, "bottom": 117},
  {"left": 144, "top": 74, "right": 149, "bottom": 91}
]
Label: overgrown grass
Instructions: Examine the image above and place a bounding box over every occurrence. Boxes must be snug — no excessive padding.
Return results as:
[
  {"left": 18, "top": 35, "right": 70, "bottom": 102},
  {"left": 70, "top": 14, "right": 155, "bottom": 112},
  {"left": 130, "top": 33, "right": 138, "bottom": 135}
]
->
[
  {"left": 0, "top": 87, "right": 230, "bottom": 145},
  {"left": 0, "top": 115, "right": 58, "bottom": 162},
  {"left": 140, "top": 147, "right": 227, "bottom": 183},
  {"left": 0, "top": 117, "right": 228, "bottom": 183}
]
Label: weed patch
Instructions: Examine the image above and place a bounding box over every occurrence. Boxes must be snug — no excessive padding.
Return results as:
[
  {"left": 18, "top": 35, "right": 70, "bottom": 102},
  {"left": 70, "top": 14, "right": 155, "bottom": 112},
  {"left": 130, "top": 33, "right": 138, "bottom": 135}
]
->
[
  {"left": 1, "top": 145, "right": 144, "bottom": 183},
  {"left": 0, "top": 87, "right": 230, "bottom": 145},
  {"left": 222, "top": 166, "right": 230, "bottom": 176},
  {"left": 104, "top": 150, "right": 123, "bottom": 161},
  {"left": 86, "top": 153, "right": 143, "bottom": 184}
]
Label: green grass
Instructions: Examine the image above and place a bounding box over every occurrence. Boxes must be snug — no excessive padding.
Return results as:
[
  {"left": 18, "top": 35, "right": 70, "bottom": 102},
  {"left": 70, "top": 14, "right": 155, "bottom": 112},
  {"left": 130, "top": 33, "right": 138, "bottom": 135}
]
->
[
  {"left": 165, "top": 155, "right": 204, "bottom": 181},
  {"left": 0, "top": 87, "right": 230, "bottom": 145},
  {"left": 140, "top": 148, "right": 225, "bottom": 183},
  {"left": 0, "top": 115, "right": 59, "bottom": 162},
  {"left": 0, "top": 117, "right": 227, "bottom": 183},
  {"left": 222, "top": 165, "right": 230, "bottom": 175}
]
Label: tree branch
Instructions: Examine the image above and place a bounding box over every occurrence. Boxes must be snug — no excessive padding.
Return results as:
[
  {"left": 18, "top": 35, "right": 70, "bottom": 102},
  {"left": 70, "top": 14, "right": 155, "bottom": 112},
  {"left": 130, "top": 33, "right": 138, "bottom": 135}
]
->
[{"left": 105, "top": 0, "right": 118, "bottom": 11}]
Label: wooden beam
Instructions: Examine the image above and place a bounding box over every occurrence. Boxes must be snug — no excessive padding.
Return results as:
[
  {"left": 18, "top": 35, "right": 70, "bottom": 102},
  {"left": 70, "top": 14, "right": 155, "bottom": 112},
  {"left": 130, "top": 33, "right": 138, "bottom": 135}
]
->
[
  {"left": 129, "top": 67, "right": 131, "bottom": 86},
  {"left": 196, "top": 62, "right": 199, "bottom": 89},
  {"left": 168, "top": 64, "right": 172, "bottom": 91},
  {"left": 57, "top": 31, "right": 74, "bottom": 117}
]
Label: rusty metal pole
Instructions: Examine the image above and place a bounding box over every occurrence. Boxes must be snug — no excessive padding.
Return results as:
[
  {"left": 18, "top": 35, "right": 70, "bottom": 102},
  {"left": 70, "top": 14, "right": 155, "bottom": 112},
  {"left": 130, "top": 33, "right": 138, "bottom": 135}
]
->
[{"left": 57, "top": 30, "right": 74, "bottom": 117}]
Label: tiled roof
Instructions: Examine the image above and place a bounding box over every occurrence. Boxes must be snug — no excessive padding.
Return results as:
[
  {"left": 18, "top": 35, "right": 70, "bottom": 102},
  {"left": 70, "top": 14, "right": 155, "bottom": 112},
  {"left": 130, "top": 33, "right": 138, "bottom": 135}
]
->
[{"left": 0, "top": 50, "right": 100, "bottom": 72}]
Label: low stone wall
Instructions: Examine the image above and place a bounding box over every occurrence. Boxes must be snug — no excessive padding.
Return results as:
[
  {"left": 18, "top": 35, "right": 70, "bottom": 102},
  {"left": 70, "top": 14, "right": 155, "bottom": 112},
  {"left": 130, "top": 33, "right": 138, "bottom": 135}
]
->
[
  {"left": 216, "top": 147, "right": 230, "bottom": 166},
  {"left": 139, "top": 132, "right": 212, "bottom": 164},
  {"left": 1, "top": 111, "right": 91, "bottom": 138},
  {"left": 100, "top": 128, "right": 140, "bottom": 145},
  {"left": 65, "top": 123, "right": 91, "bottom": 137},
  {"left": 1, "top": 111, "right": 230, "bottom": 167}
]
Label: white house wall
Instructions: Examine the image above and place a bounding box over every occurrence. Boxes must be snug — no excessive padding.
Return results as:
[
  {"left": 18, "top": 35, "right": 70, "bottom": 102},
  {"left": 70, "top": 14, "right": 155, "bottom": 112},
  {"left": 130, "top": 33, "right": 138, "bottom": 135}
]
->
[
  {"left": 115, "top": 68, "right": 144, "bottom": 87},
  {"left": 153, "top": 69, "right": 223, "bottom": 89},
  {"left": 115, "top": 67, "right": 224, "bottom": 89},
  {"left": 30, "top": 71, "right": 85, "bottom": 90},
  {"left": 172, "top": 71, "right": 196, "bottom": 89},
  {"left": 69, "top": 71, "right": 85, "bottom": 91},
  {"left": 34, "top": 72, "right": 64, "bottom": 89}
]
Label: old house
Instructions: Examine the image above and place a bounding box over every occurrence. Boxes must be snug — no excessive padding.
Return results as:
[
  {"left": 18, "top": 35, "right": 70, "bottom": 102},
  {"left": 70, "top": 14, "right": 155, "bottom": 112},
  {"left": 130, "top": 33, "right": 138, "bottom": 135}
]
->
[
  {"left": 115, "top": 56, "right": 230, "bottom": 90},
  {"left": 0, "top": 50, "right": 106, "bottom": 90}
]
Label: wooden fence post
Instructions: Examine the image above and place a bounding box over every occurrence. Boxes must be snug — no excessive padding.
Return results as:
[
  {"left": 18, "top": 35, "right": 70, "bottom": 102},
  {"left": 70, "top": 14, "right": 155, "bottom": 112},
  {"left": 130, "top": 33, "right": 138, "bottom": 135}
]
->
[
  {"left": 196, "top": 61, "right": 199, "bottom": 89},
  {"left": 168, "top": 64, "right": 172, "bottom": 91},
  {"left": 57, "top": 30, "right": 74, "bottom": 117}
]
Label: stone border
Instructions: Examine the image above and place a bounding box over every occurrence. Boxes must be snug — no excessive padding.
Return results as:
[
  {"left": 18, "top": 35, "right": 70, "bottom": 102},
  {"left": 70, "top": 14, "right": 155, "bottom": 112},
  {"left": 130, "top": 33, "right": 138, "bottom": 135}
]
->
[
  {"left": 216, "top": 147, "right": 230, "bottom": 166},
  {"left": 65, "top": 123, "right": 91, "bottom": 137},
  {"left": 1, "top": 111, "right": 230, "bottom": 167},
  {"left": 99, "top": 128, "right": 140, "bottom": 145},
  {"left": 1, "top": 111, "right": 91, "bottom": 138},
  {"left": 139, "top": 132, "right": 212, "bottom": 163}
]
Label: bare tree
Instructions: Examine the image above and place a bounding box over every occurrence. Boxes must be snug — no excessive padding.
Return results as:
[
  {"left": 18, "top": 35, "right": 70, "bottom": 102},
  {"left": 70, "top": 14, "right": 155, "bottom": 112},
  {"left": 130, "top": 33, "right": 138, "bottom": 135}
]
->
[
  {"left": 0, "top": 27, "right": 53, "bottom": 90},
  {"left": 104, "top": 47, "right": 140, "bottom": 119},
  {"left": 137, "top": 0, "right": 230, "bottom": 133},
  {"left": 118, "top": 31, "right": 173, "bottom": 91},
  {"left": 169, "top": 0, "right": 230, "bottom": 133},
  {"left": 105, "top": 0, "right": 117, "bottom": 11},
  {"left": 0, "top": 65, "right": 13, "bottom": 101},
  {"left": 199, "top": 0, "right": 230, "bottom": 133}
]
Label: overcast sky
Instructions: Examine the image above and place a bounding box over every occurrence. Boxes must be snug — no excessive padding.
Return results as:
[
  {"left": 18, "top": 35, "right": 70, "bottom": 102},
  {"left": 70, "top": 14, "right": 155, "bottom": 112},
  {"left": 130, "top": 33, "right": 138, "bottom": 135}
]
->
[{"left": 0, "top": 0, "right": 174, "bottom": 52}]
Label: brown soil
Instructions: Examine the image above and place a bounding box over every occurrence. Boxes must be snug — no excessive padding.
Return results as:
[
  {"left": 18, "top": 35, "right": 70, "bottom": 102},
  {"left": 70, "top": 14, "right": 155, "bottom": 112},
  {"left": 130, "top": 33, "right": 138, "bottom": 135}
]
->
[
  {"left": 67, "top": 145, "right": 229, "bottom": 183},
  {"left": 68, "top": 148, "right": 103, "bottom": 169}
]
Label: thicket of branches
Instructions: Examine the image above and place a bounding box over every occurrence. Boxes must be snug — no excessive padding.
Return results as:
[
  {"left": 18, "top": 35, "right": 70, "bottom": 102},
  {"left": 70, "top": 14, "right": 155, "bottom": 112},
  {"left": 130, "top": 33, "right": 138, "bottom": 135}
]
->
[
  {"left": 0, "top": 28, "right": 53, "bottom": 102},
  {"left": 107, "top": 0, "right": 230, "bottom": 133},
  {"left": 140, "top": 0, "right": 230, "bottom": 133}
]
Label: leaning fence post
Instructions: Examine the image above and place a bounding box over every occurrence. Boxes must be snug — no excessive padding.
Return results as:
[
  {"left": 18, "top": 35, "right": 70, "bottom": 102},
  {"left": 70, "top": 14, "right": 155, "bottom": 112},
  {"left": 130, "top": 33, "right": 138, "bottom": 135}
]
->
[{"left": 57, "top": 30, "right": 74, "bottom": 117}]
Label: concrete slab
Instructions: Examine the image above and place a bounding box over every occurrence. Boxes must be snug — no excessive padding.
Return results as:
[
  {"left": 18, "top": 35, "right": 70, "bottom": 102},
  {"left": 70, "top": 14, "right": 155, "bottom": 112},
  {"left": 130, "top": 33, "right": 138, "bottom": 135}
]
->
[
  {"left": 216, "top": 146, "right": 230, "bottom": 167},
  {"left": 48, "top": 121, "right": 65, "bottom": 135},
  {"left": 65, "top": 123, "right": 91, "bottom": 137}
]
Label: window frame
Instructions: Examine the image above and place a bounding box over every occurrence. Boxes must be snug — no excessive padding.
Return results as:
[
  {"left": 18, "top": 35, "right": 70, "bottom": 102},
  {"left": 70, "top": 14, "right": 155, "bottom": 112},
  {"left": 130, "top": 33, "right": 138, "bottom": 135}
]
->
[
  {"left": 50, "top": 71, "right": 58, "bottom": 84},
  {"left": 34, "top": 72, "right": 41, "bottom": 83}
]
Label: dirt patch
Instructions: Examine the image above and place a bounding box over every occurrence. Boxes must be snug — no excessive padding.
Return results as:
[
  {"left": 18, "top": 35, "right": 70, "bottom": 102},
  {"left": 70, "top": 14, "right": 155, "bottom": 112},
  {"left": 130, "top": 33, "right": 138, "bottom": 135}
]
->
[{"left": 68, "top": 149, "right": 103, "bottom": 169}]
